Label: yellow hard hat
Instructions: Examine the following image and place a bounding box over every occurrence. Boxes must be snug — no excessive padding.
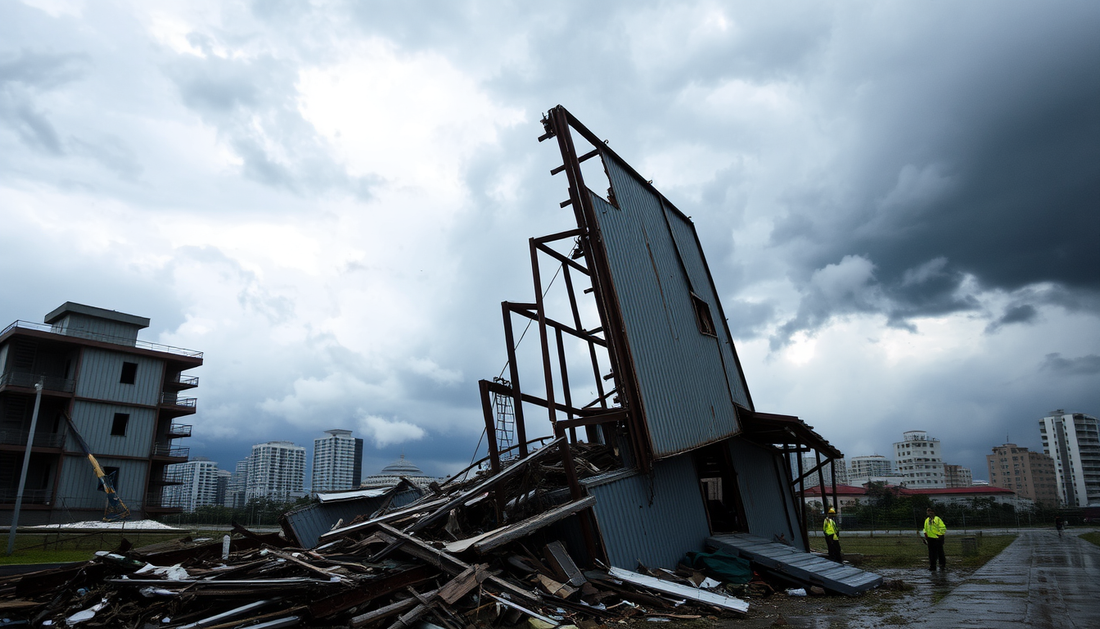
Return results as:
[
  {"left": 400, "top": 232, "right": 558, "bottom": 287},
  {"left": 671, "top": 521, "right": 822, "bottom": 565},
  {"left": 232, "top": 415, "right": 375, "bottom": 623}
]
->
[{"left": 828, "top": 507, "right": 836, "bottom": 514}]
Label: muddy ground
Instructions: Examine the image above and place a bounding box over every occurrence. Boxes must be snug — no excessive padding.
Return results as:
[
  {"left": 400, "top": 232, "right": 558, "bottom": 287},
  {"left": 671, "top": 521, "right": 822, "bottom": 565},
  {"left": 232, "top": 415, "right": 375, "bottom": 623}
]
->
[{"left": 620, "top": 565, "right": 971, "bottom": 629}]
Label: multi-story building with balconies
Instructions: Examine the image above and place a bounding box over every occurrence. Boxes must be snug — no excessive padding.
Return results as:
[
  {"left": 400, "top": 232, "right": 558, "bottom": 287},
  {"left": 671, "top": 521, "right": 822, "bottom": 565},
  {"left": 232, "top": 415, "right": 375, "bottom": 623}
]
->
[
  {"left": 162, "top": 457, "right": 220, "bottom": 512},
  {"left": 0, "top": 302, "right": 200, "bottom": 524},
  {"left": 246, "top": 441, "right": 305, "bottom": 502},
  {"left": 894, "top": 430, "right": 946, "bottom": 489},
  {"left": 1040, "top": 410, "right": 1100, "bottom": 507},
  {"left": 987, "top": 443, "right": 1059, "bottom": 508}
]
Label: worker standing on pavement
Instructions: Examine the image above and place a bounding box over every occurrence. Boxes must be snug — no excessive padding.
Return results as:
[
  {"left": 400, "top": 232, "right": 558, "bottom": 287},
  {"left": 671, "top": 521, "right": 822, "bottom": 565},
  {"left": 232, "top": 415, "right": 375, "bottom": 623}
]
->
[
  {"left": 923, "top": 507, "right": 947, "bottom": 570},
  {"left": 823, "top": 506, "right": 842, "bottom": 563}
]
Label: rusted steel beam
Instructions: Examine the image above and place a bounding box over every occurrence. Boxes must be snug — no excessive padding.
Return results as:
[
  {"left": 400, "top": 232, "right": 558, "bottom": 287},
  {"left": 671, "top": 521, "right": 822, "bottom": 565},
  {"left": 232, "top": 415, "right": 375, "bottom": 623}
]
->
[
  {"left": 547, "top": 106, "right": 653, "bottom": 472},
  {"left": 483, "top": 379, "right": 588, "bottom": 417},
  {"left": 501, "top": 302, "right": 529, "bottom": 457},
  {"left": 554, "top": 327, "right": 577, "bottom": 442},
  {"left": 505, "top": 305, "right": 606, "bottom": 347},
  {"left": 479, "top": 379, "right": 501, "bottom": 475},
  {"left": 556, "top": 409, "right": 628, "bottom": 431},
  {"left": 531, "top": 238, "right": 559, "bottom": 429}
]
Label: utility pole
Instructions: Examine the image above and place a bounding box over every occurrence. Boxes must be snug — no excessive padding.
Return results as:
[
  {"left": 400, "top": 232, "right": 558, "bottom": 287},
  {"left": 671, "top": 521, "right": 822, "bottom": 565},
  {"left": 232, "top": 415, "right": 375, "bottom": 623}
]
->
[{"left": 7, "top": 381, "right": 44, "bottom": 556}]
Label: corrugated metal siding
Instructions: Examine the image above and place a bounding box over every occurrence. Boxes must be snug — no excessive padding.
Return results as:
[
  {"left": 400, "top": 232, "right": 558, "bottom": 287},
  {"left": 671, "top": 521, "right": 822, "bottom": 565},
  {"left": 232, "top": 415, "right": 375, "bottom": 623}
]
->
[
  {"left": 287, "top": 488, "right": 423, "bottom": 548},
  {"left": 52, "top": 313, "right": 141, "bottom": 342},
  {"left": 583, "top": 455, "right": 710, "bottom": 569},
  {"left": 727, "top": 438, "right": 804, "bottom": 550},
  {"left": 74, "top": 348, "right": 162, "bottom": 405},
  {"left": 591, "top": 153, "right": 741, "bottom": 458},
  {"left": 56, "top": 455, "right": 146, "bottom": 511},
  {"left": 67, "top": 401, "right": 156, "bottom": 458},
  {"left": 663, "top": 209, "right": 751, "bottom": 409}
]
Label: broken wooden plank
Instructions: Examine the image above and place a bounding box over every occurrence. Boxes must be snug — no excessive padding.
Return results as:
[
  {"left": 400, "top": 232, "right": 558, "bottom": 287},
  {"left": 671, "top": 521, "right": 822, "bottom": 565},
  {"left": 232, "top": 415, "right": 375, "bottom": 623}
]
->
[
  {"left": 404, "top": 437, "right": 565, "bottom": 534},
  {"left": 437, "top": 564, "right": 489, "bottom": 605},
  {"left": 374, "top": 524, "right": 542, "bottom": 607},
  {"left": 472, "top": 495, "right": 596, "bottom": 553},
  {"left": 348, "top": 589, "right": 441, "bottom": 628},
  {"left": 485, "top": 593, "right": 560, "bottom": 627},
  {"left": 543, "top": 540, "right": 585, "bottom": 587},
  {"left": 308, "top": 564, "right": 437, "bottom": 619},
  {"left": 607, "top": 566, "right": 748, "bottom": 614},
  {"left": 318, "top": 496, "right": 451, "bottom": 542}
]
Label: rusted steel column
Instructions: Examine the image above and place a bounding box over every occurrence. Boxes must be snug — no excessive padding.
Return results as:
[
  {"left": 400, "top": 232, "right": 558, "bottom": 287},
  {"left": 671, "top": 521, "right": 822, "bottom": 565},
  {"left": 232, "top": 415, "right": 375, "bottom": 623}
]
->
[
  {"left": 530, "top": 239, "right": 558, "bottom": 430},
  {"left": 501, "top": 302, "right": 529, "bottom": 458},
  {"left": 479, "top": 379, "right": 500, "bottom": 475}
]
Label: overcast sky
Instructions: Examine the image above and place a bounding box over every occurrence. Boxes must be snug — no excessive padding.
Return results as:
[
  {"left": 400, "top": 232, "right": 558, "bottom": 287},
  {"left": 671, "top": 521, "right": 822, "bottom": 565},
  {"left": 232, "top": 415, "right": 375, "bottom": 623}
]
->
[{"left": 2, "top": 1, "right": 1097, "bottom": 485}]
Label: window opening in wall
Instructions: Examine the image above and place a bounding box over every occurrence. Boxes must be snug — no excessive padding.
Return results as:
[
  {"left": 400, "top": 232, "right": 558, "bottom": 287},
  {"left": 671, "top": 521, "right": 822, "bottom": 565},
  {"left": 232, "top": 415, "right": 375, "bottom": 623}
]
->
[
  {"left": 120, "top": 362, "right": 138, "bottom": 385},
  {"left": 693, "top": 442, "right": 747, "bottom": 534},
  {"left": 691, "top": 293, "right": 717, "bottom": 337},
  {"left": 97, "top": 466, "right": 119, "bottom": 492},
  {"left": 111, "top": 413, "right": 129, "bottom": 436}
]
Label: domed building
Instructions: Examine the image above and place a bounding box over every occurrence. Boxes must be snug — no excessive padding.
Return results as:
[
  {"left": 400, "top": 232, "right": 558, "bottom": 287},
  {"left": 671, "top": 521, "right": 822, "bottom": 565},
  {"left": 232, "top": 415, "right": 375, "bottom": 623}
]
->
[{"left": 361, "top": 455, "right": 437, "bottom": 490}]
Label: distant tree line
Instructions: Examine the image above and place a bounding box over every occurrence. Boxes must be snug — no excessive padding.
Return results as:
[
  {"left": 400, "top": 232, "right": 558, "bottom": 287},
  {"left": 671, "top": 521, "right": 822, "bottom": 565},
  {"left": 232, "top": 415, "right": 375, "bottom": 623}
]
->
[
  {"left": 806, "top": 482, "right": 1075, "bottom": 532},
  {"left": 159, "top": 496, "right": 315, "bottom": 527}
]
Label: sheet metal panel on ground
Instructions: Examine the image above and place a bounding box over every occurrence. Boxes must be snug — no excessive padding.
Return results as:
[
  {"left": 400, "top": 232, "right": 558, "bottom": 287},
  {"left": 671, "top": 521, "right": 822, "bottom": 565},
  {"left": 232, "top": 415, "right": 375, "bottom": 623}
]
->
[{"left": 707, "top": 533, "right": 883, "bottom": 596}]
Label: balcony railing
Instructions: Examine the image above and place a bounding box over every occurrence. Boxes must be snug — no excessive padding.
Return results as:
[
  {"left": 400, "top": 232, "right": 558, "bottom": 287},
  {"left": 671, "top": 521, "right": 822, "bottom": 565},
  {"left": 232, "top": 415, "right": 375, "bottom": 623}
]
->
[
  {"left": 0, "top": 488, "right": 53, "bottom": 504},
  {"left": 170, "top": 374, "right": 200, "bottom": 387},
  {"left": 1, "top": 320, "right": 203, "bottom": 359},
  {"left": 167, "top": 423, "right": 193, "bottom": 438},
  {"left": 151, "top": 444, "right": 190, "bottom": 459},
  {"left": 160, "top": 393, "right": 198, "bottom": 409},
  {"left": 0, "top": 428, "right": 66, "bottom": 448},
  {"left": 0, "top": 371, "right": 75, "bottom": 393}
]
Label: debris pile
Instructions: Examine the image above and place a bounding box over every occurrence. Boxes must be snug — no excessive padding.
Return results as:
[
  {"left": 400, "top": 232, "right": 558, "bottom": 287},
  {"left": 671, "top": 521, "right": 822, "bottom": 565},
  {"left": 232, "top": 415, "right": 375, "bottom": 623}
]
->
[{"left": 1, "top": 440, "right": 757, "bottom": 628}]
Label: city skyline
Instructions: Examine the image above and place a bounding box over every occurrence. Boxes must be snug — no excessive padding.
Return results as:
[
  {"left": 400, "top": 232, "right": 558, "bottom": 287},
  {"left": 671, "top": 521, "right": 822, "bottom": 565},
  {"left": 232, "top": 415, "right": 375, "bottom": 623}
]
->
[{"left": 1, "top": 2, "right": 1096, "bottom": 481}]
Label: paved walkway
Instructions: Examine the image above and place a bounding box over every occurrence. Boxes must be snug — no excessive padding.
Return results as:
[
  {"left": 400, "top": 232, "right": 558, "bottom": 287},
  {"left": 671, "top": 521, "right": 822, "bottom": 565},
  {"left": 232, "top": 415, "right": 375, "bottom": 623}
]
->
[{"left": 912, "top": 529, "right": 1100, "bottom": 628}]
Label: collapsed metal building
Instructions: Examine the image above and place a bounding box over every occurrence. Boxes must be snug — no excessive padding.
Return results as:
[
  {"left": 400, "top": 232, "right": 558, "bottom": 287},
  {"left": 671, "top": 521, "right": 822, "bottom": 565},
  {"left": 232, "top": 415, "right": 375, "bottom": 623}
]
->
[{"left": 477, "top": 106, "right": 877, "bottom": 593}]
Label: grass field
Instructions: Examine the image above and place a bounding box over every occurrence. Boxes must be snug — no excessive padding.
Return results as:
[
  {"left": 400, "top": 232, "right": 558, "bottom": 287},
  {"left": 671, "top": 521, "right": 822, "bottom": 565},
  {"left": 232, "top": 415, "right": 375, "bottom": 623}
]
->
[
  {"left": 809, "top": 532, "right": 1017, "bottom": 569},
  {"left": 0, "top": 529, "right": 225, "bottom": 565},
  {"left": 1081, "top": 531, "right": 1100, "bottom": 548}
]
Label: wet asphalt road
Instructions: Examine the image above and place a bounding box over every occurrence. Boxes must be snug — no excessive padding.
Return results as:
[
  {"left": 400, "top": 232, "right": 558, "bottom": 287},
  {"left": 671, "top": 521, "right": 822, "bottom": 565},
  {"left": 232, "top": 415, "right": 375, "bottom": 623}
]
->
[{"left": 912, "top": 529, "right": 1100, "bottom": 628}]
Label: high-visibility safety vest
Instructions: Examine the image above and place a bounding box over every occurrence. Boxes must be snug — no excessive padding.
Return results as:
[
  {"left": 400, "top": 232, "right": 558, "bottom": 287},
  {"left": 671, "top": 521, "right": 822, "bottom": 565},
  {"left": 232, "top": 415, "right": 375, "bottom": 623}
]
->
[
  {"left": 924, "top": 516, "right": 947, "bottom": 539},
  {"left": 823, "top": 517, "right": 838, "bottom": 540}
]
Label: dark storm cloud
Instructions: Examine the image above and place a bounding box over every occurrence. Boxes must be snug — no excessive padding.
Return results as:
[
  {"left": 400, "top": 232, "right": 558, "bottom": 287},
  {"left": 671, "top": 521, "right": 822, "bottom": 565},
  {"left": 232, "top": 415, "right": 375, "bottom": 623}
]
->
[
  {"left": 764, "top": 4, "right": 1100, "bottom": 345},
  {"left": 985, "top": 304, "right": 1038, "bottom": 334},
  {"left": 1040, "top": 353, "right": 1100, "bottom": 377}
]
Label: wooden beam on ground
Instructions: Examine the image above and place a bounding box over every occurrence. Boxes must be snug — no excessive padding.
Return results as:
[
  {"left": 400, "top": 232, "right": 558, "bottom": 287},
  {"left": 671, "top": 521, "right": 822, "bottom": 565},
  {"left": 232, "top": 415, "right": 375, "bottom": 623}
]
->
[{"left": 472, "top": 496, "right": 596, "bottom": 553}]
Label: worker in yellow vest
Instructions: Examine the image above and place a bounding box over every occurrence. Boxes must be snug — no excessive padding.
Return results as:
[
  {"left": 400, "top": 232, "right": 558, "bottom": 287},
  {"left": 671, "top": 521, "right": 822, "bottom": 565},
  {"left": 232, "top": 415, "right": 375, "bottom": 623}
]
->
[
  {"left": 923, "top": 507, "right": 947, "bottom": 570},
  {"left": 823, "top": 506, "right": 842, "bottom": 562}
]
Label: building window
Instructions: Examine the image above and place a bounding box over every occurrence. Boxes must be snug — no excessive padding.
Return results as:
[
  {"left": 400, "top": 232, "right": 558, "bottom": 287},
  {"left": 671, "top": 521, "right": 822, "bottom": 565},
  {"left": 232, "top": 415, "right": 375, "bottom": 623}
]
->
[
  {"left": 120, "top": 362, "right": 138, "bottom": 385},
  {"left": 111, "top": 413, "right": 129, "bottom": 436},
  {"left": 690, "top": 293, "right": 717, "bottom": 337}
]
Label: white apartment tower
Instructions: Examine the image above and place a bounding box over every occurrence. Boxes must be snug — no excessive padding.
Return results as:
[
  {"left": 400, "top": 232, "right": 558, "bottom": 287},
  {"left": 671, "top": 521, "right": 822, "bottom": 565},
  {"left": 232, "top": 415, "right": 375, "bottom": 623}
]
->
[
  {"left": 246, "top": 441, "right": 305, "bottom": 502},
  {"left": 894, "top": 430, "right": 946, "bottom": 489},
  {"left": 849, "top": 455, "right": 894, "bottom": 479},
  {"left": 1040, "top": 410, "right": 1100, "bottom": 507},
  {"left": 312, "top": 429, "right": 363, "bottom": 493},
  {"left": 163, "top": 458, "right": 220, "bottom": 512}
]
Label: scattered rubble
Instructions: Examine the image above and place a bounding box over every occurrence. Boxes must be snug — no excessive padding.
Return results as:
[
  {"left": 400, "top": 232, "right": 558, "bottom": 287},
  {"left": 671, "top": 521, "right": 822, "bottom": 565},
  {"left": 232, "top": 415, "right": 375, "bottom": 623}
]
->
[{"left": 0, "top": 442, "right": 779, "bottom": 628}]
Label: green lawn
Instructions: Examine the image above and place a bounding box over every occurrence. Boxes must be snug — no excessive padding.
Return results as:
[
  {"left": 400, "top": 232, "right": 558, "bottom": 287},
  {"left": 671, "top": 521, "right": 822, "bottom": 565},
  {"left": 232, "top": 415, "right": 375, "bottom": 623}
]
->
[
  {"left": 810, "top": 533, "right": 1017, "bottom": 569},
  {"left": 1080, "top": 531, "right": 1100, "bottom": 548},
  {"left": 1, "top": 529, "right": 222, "bottom": 565}
]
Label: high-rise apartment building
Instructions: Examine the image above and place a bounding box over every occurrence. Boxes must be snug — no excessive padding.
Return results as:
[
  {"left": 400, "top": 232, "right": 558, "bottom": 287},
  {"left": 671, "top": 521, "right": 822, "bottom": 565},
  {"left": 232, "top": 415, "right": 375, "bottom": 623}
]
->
[
  {"left": 227, "top": 457, "right": 249, "bottom": 508},
  {"left": 797, "top": 456, "right": 847, "bottom": 488},
  {"left": 894, "top": 430, "right": 946, "bottom": 489},
  {"left": 943, "top": 464, "right": 973, "bottom": 488},
  {"left": 312, "top": 429, "right": 363, "bottom": 494},
  {"left": 1039, "top": 411, "right": 1100, "bottom": 507},
  {"left": 246, "top": 441, "right": 305, "bottom": 502},
  {"left": 849, "top": 455, "right": 894, "bottom": 479},
  {"left": 987, "top": 443, "right": 1059, "bottom": 508},
  {"left": 0, "top": 302, "right": 200, "bottom": 524},
  {"left": 163, "top": 458, "right": 220, "bottom": 512}
]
